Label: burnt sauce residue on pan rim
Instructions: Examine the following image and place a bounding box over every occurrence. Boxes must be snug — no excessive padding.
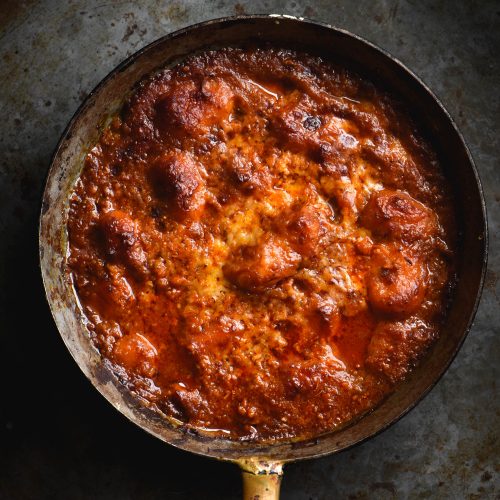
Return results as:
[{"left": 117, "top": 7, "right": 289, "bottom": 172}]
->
[{"left": 66, "top": 47, "right": 457, "bottom": 442}]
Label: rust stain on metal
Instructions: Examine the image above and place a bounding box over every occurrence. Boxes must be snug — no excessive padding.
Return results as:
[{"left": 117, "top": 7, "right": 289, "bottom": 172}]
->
[
  {"left": 485, "top": 268, "right": 499, "bottom": 303},
  {"left": 0, "top": 0, "right": 37, "bottom": 32},
  {"left": 234, "top": 3, "right": 247, "bottom": 15},
  {"left": 370, "top": 481, "right": 397, "bottom": 497},
  {"left": 485, "top": 268, "right": 498, "bottom": 289},
  {"left": 165, "top": 2, "right": 189, "bottom": 23},
  {"left": 302, "top": 6, "right": 317, "bottom": 18}
]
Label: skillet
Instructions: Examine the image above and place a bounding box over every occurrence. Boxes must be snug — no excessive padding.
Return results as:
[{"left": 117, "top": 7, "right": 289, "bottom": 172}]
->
[{"left": 39, "top": 15, "right": 488, "bottom": 499}]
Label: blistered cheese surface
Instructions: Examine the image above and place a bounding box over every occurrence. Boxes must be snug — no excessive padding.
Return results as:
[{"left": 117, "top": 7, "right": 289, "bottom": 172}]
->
[{"left": 67, "top": 48, "right": 456, "bottom": 441}]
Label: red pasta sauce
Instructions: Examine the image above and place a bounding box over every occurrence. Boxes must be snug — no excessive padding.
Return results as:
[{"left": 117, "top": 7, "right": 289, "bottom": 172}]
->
[{"left": 67, "top": 48, "right": 456, "bottom": 441}]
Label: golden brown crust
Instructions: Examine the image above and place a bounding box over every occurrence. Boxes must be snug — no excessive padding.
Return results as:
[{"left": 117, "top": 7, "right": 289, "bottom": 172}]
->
[
  {"left": 361, "top": 189, "right": 438, "bottom": 243},
  {"left": 223, "top": 235, "right": 302, "bottom": 291},
  {"left": 99, "top": 210, "right": 148, "bottom": 278},
  {"left": 150, "top": 151, "right": 206, "bottom": 217},
  {"left": 67, "top": 48, "right": 456, "bottom": 441},
  {"left": 367, "top": 244, "right": 427, "bottom": 316},
  {"left": 366, "top": 319, "right": 437, "bottom": 383}
]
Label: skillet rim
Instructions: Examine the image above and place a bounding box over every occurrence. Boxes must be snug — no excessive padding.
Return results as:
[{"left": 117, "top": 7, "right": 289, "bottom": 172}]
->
[{"left": 38, "top": 14, "right": 488, "bottom": 463}]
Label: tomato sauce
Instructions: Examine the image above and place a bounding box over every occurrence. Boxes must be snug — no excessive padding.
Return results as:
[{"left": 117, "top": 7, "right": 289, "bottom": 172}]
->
[{"left": 67, "top": 48, "right": 456, "bottom": 441}]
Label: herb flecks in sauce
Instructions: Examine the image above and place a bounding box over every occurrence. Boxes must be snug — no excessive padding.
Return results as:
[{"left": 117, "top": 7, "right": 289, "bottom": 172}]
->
[{"left": 68, "top": 48, "right": 456, "bottom": 441}]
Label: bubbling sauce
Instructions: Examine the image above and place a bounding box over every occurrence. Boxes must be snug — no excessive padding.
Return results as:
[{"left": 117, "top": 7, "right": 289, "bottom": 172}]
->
[{"left": 67, "top": 48, "right": 456, "bottom": 441}]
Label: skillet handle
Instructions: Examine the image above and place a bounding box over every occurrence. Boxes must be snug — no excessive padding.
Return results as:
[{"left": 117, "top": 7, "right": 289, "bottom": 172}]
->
[{"left": 239, "top": 460, "right": 284, "bottom": 500}]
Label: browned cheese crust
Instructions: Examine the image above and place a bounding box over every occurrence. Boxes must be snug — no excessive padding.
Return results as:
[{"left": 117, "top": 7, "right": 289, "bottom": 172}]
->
[{"left": 67, "top": 48, "right": 457, "bottom": 441}]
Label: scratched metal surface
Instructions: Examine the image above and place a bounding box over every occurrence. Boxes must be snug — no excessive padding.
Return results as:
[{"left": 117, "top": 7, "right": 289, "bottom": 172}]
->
[{"left": 0, "top": 1, "right": 498, "bottom": 499}]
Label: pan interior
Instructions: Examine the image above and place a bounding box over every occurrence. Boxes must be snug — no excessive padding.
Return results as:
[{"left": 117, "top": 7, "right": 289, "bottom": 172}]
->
[{"left": 39, "top": 15, "right": 487, "bottom": 463}]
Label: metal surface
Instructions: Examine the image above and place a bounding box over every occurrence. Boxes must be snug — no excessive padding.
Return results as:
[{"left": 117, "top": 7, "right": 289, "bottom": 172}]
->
[
  {"left": 39, "top": 14, "right": 487, "bottom": 469},
  {"left": 1, "top": 2, "right": 499, "bottom": 499}
]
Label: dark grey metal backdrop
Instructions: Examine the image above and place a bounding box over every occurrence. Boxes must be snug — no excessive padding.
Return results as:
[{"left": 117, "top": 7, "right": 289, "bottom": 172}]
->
[{"left": 0, "top": 1, "right": 498, "bottom": 499}]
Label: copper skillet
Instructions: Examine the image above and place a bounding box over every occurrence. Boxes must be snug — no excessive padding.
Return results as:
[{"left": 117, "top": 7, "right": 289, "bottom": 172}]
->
[{"left": 39, "top": 15, "right": 487, "bottom": 499}]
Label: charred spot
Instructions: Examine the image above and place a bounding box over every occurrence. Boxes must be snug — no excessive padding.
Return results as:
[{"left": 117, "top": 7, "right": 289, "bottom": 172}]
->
[
  {"left": 216, "top": 191, "right": 232, "bottom": 205},
  {"left": 150, "top": 151, "right": 205, "bottom": 216},
  {"left": 293, "top": 277, "right": 314, "bottom": 292},
  {"left": 160, "top": 397, "right": 189, "bottom": 422},
  {"left": 274, "top": 320, "right": 294, "bottom": 332},
  {"left": 169, "top": 388, "right": 205, "bottom": 421},
  {"left": 150, "top": 206, "right": 162, "bottom": 219},
  {"left": 280, "top": 76, "right": 298, "bottom": 91},
  {"left": 110, "top": 164, "right": 122, "bottom": 176},
  {"left": 379, "top": 266, "right": 396, "bottom": 283},
  {"left": 303, "top": 115, "right": 322, "bottom": 131},
  {"left": 232, "top": 106, "right": 246, "bottom": 120}
]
